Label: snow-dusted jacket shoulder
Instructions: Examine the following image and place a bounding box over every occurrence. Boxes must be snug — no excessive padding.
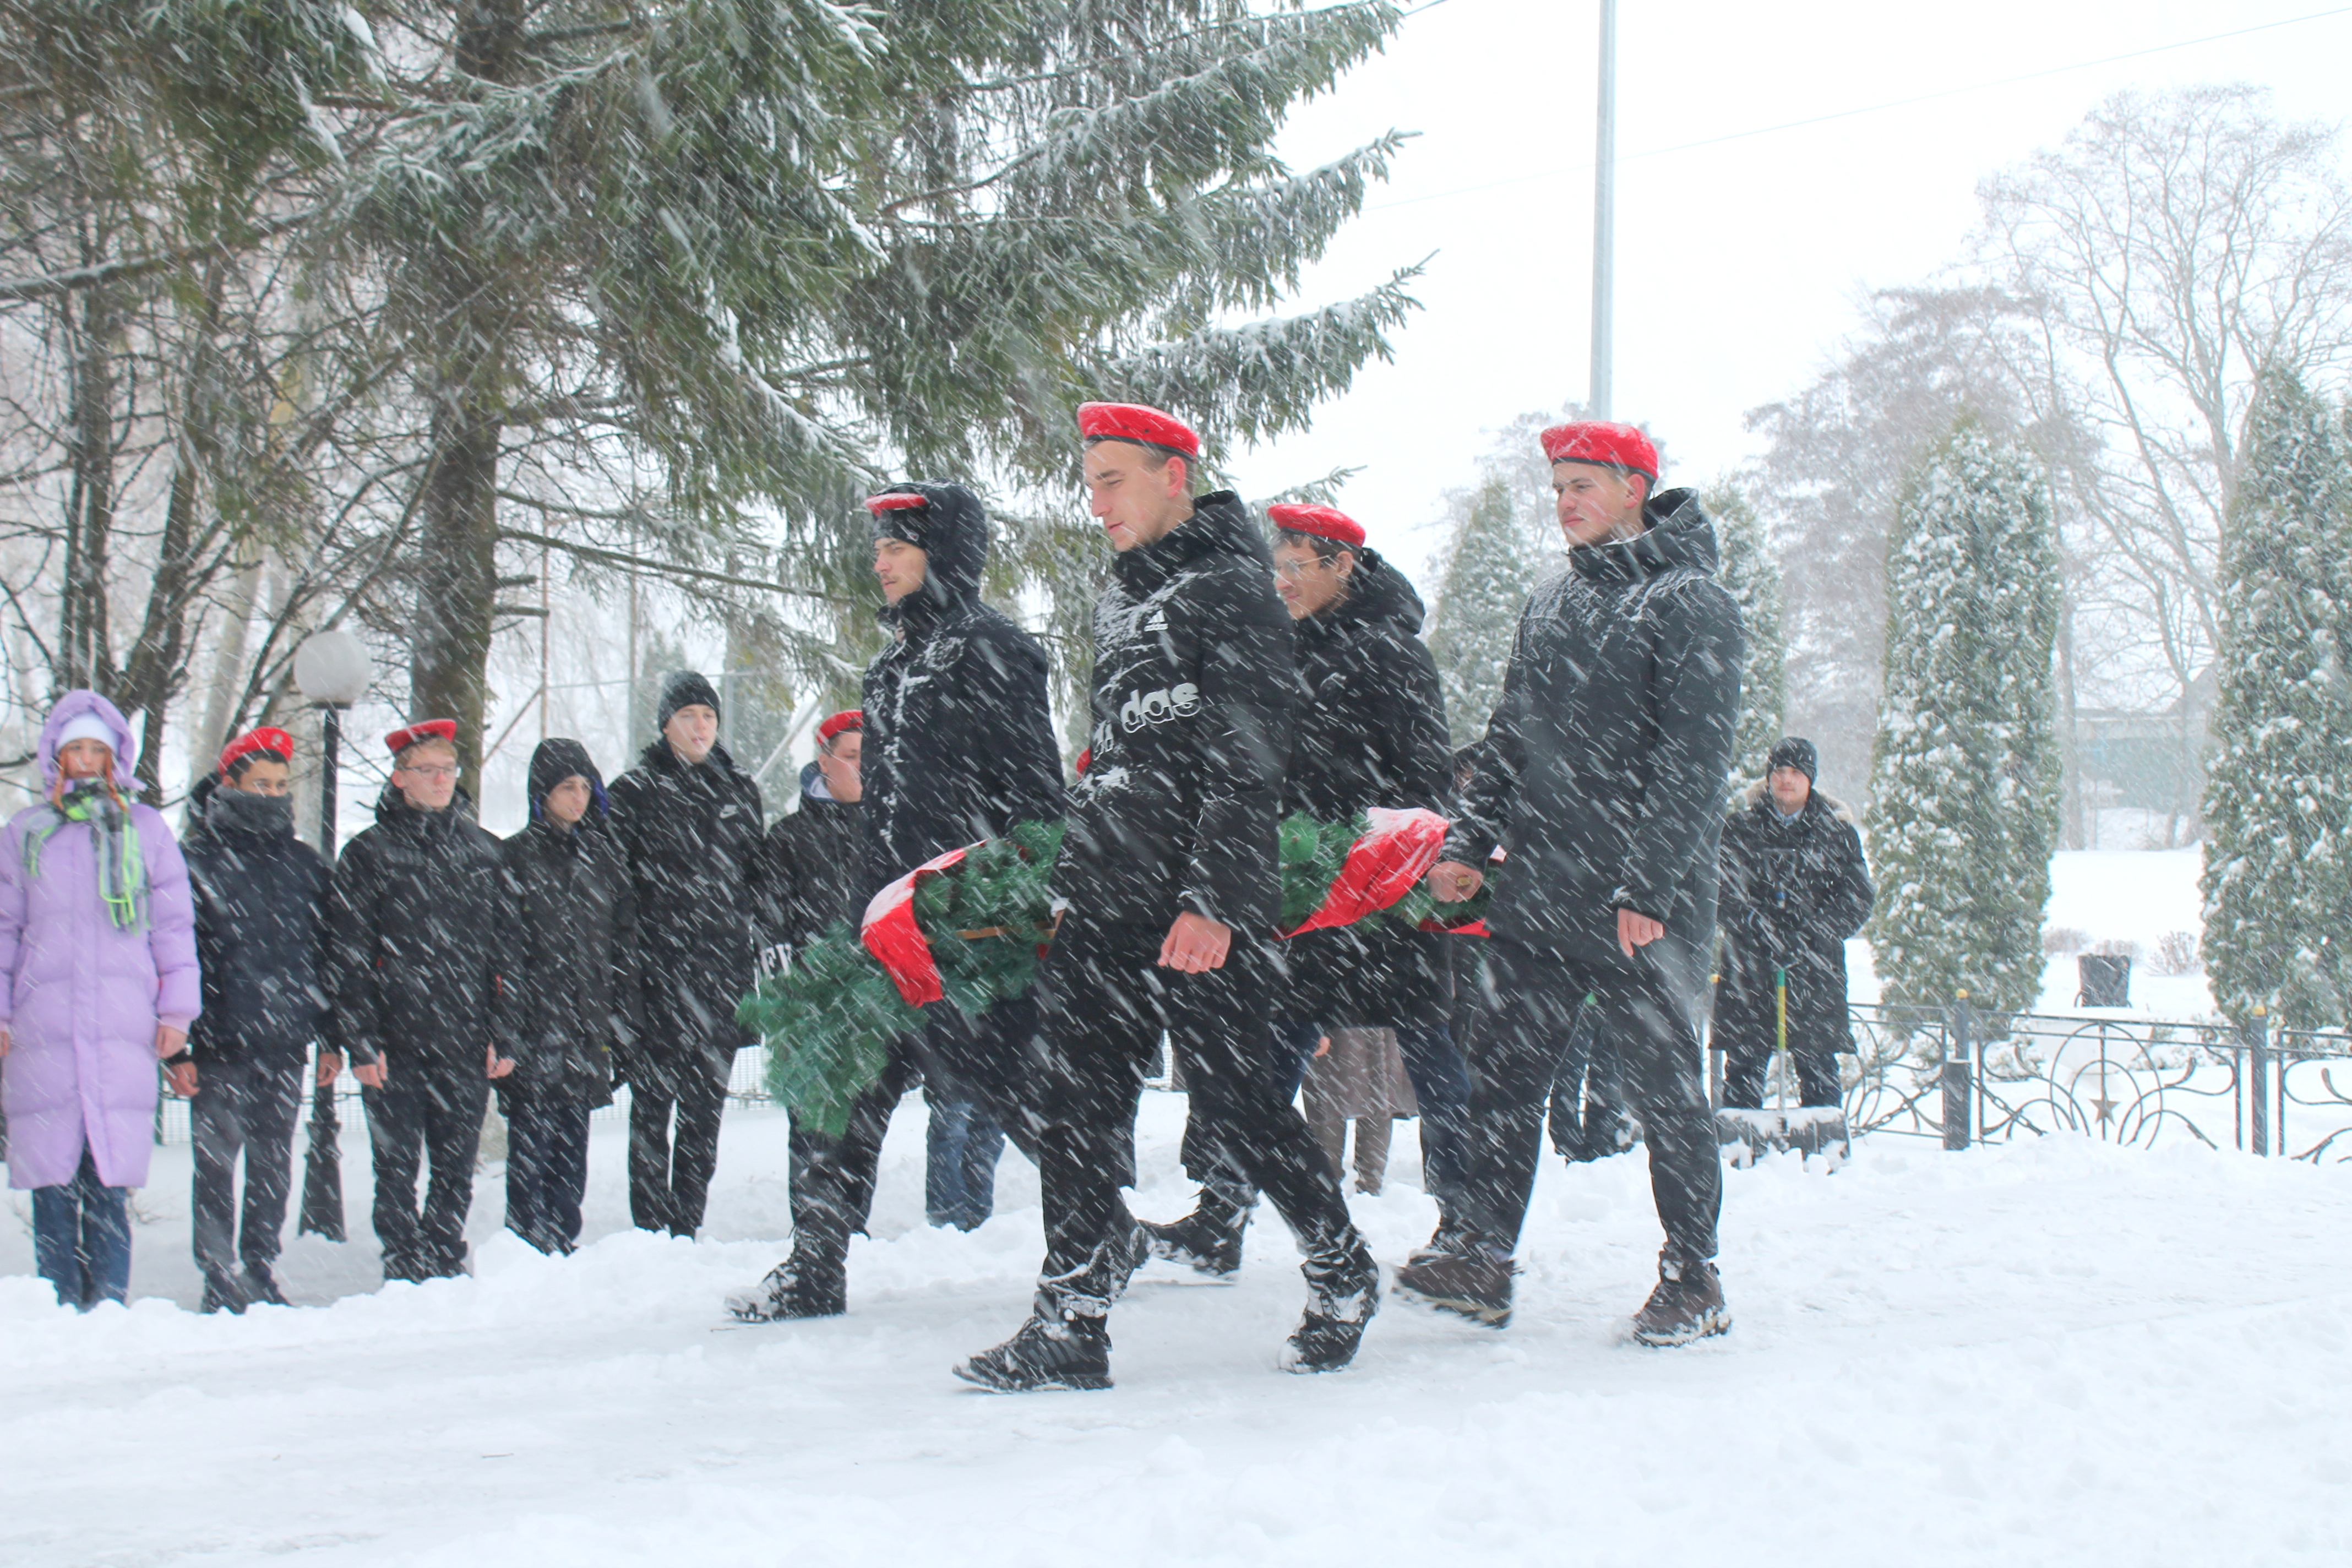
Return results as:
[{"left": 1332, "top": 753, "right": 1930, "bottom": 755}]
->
[
  {"left": 0, "top": 692, "right": 199, "bottom": 1189},
  {"left": 1058, "top": 491, "right": 1294, "bottom": 930},
  {"left": 861, "top": 481, "right": 1064, "bottom": 896},
  {"left": 1443, "top": 488, "right": 1744, "bottom": 954}
]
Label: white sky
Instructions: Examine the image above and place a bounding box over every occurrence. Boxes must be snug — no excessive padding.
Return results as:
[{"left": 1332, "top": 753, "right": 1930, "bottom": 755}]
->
[{"left": 1221, "top": 0, "right": 2352, "bottom": 587}]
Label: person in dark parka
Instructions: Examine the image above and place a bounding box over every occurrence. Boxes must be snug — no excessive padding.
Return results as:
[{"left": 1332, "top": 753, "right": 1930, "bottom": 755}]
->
[
  {"left": 1398, "top": 420, "right": 1743, "bottom": 1346},
  {"left": 1716, "top": 737, "right": 1874, "bottom": 1110},
  {"left": 499, "top": 738, "right": 641, "bottom": 1255},
  {"left": 955, "top": 402, "right": 1376, "bottom": 1392},
  {"left": 169, "top": 728, "right": 329, "bottom": 1312},
  {"left": 326, "top": 720, "right": 514, "bottom": 1283},
  {"left": 762, "top": 712, "right": 866, "bottom": 957},
  {"left": 1147, "top": 502, "right": 1469, "bottom": 1277},
  {"left": 607, "top": 671, "right": 764, "bottom": 1239},
  {"left": 731, "top": 483, "right": 1065, "bottom": 1322}
]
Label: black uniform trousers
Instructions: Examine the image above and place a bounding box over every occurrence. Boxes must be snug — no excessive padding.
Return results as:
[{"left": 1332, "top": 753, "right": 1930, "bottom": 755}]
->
[
  {"left": 189, "top": 1054, "right": 307, "bottom": 1283},
  {"left": 362, "top": 1063, "right": 489, "bottom": 1278},
  {"left": 1460, "top": 934, "right": 1722, "bottom": 1268},
  {"left": 1035, "top": 917, "right": 1356, "bottom": 1309},
  {"left": 505, "top": 1089, "right": 595, "bottom": 1253},
  {"left": 628, "top": 1043, "right": 733, "bottom": 1238},
  {"left": 787, "top": 997, "right": 1042, "bottom": 1266}
]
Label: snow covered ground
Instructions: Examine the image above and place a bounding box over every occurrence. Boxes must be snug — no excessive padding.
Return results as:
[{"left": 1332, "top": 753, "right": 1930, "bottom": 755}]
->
[{"left": 9, "top": 1089, "right": 2352, "bottom": 1567}]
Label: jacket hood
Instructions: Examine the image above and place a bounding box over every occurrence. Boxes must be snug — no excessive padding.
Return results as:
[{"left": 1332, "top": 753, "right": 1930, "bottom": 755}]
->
[
  {"left": 39, "top": 689, "right": 139, "bottom": 790},
  {"left": 529, "top": 737, "right": 609, "bottom": 821},
  {"left": 1115, "top": 491, "right": 1270, "bottom": 594},
  {"left": 797, "top": 758, "right": 859, "bottom": 808},
  {"left": 1740, "top": 776, "right": 1856, "bottom": 826},
  {"left": 1569, "top": 487, "right": 1719, "bottom": 585},
  {"left": 873, "top": 481, "right": 989, "bottom": 625},
  {"left": 1315, "top": 547, "right": 1426, "bottom": 637}
]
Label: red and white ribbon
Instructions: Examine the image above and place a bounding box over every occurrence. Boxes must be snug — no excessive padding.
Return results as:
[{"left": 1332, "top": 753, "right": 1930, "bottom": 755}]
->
[
  {"left": 1282, "top": 807, "right": 1450, "bottom": 938},
  {"left": 859, "top": 843, "right": 976, "bottom": 1006}
]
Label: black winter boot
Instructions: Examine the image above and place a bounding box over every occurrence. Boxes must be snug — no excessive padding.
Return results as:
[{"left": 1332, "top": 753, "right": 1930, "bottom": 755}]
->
[
  {"left": 727, "top": 1247, "right": 847, "bottom": 1322},
  {"left": 1407, "top": 1204, "right": 1474, "bottom": 1267},
  {"left": 1281, "top": 1235, "right": 1380, "bottom": 1374},
  {"left": 1393, "top": 1244, "right": 1515, "bottom": 1327},
  {"left": 1143, "top": 1184, "right": 1249, "bottom": 1278},
  {"left": 199, "top": 1271, "right": 249, "bottom": 1315},
  {"left": 955, "top": 1295, "right": 1112, "bottom": 1392},
  {"left": 1630, "top": 1255, "right": 1730, "bottom": 1346},
  {"left": 238, "top": 1264, "right": 288, "bottom": 1308}
]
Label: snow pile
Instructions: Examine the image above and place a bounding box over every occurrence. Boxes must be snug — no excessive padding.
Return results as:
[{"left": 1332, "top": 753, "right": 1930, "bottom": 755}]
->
[{"left": 6, "top": 1092, "right": 2350, "bottom": 1565}]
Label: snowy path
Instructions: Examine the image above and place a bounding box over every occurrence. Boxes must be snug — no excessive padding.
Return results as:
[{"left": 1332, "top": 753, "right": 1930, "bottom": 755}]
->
[{"left": 6, "top": 1095, "right": 2351, "bottom": 1566}]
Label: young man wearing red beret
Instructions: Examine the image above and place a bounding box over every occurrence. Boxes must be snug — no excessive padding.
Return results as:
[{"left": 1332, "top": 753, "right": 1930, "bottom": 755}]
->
[
  {"left": 955, "top": 405, "right": 1378, "bottom": 1391},
  {"left": 324, "top": 721, "right": 516, "bottom": 1282},
  {"left": 1402, "top": 421, "right": 1744, "bottom": 1344},
  {"left": 168, "top": 728, "right": 331, "bottom": 1310},
  {"left": 1146, "top": 502, "right": 1469, "bottom": 1275}
]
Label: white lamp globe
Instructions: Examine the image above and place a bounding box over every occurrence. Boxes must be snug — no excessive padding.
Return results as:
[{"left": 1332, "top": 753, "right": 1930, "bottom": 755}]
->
[{"left": 293, "top": 629, "right": 373, "bottom": 707}]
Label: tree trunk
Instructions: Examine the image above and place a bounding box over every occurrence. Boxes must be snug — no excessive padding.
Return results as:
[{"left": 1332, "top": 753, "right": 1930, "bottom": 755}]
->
[
  {"left": 410, "top": 396, "right": 502, "bottom": 793},
  {"left": 59, "top": 280, "right": 118, "bottom": 696}
]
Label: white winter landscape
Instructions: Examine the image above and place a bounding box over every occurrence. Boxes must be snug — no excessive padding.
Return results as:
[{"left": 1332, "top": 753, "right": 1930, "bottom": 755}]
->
[{"left": 6, "top": 850, "right": 2348, "bottom": 1566}]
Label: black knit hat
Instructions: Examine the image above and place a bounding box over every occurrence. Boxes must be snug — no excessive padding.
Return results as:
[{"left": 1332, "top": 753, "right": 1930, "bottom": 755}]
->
[
  {"left": 656, "top": 670, "right": 721, "bottom": 733},
  {"left": 1768, "top": 737, "right": 1819, "bottom": 783}
]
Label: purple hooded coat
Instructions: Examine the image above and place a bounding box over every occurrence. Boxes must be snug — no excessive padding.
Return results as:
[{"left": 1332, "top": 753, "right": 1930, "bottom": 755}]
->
[{"left": 0, "top": 692, "right": 200, "bottom": 1189}]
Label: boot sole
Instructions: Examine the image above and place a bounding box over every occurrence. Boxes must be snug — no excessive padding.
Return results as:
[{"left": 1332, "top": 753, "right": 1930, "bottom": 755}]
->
[
  {"left": 1392, "top": 1280, "right": 1511, "bottom": 1329},
  {"left": 951, "top": 1362, "right": 1112, "bottom": 1393},
  {"left": 1631, "top": 1306, "right": 1733, "bottom": 1347}
]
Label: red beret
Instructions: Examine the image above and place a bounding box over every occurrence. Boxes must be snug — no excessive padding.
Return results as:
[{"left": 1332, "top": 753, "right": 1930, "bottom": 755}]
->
[
  {"left": 385, "top": 718, "right": 458, "bottom": 756},
  {"left": 818, "top": 710, "right": 863, "bottom": 743},
  {"left": 864, "top": 492, "right": 927, "bottom": 513},
  {"left": 1266, "top": 503, "right": 1365, "bottom": 548},
  {"left": 219, "top": 727, "right": 295, "bottom": 778},
  {"left": 1078, "top": 401, "right": 1200, "bottom": 460},
  {"left": 1540, "top": 421, "right": 1658, "bottom": 478}
]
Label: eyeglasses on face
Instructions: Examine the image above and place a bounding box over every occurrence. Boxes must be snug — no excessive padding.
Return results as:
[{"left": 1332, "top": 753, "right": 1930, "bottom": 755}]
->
[
  {"left": 1273, "top": 557, "right": 1337, "bottom": 579},
  {"left": 396, "top": 763, "right": 459, "bottom": 780}
]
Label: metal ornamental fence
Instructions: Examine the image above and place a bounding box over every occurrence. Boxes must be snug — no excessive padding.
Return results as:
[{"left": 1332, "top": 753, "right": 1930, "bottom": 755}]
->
[{"left": 1792, "top": 1002, "right": 2352, "bottom": 1161}]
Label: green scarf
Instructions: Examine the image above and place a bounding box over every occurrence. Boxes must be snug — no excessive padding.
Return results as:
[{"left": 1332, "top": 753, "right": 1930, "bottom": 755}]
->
[{"left": 23, "top": 783, "right": 145, "bottom": 930}]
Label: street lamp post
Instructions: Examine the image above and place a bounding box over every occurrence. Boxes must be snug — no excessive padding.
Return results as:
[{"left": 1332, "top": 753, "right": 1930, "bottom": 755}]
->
[
  {"left": 291, "top": 628, "right": 372, "bottom": 1244},
  {"left": 1590, "top": 0, "right": 1617, "bottom": 420}
]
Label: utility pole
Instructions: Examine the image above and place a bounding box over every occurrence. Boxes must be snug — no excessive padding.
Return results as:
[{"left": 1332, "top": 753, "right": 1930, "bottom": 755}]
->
[{"left": 1589, "top": 0, "right": 1616, "bottom": 420}]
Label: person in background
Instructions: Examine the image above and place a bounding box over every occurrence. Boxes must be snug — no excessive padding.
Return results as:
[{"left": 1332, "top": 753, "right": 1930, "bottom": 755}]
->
[
  {"left": 608, "top": 673, "right": 764, "bottom": 1239},
  {"left": 326, "top": 720, "right": 513, "bottom": 1282},
  {"left": 170, "top": 726, "right": 329, "bottom": 1311},
  {"left": 0, "top": 690, "right": 200, "bottom": 1309},
  {"left": 499, "top": 738, "right": 640, "bottom": 1255},
  {"left": 1715, "top": 737, "right": 1873, "bottom": 1113},
  {"left": 1302, "top": 1026, "right": 1417, "bottom": 1196}
]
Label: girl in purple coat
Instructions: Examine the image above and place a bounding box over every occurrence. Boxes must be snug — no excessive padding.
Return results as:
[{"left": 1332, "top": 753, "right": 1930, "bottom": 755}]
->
[{"left": 0, "top": 692, "right": 200, "bottom": 1308}]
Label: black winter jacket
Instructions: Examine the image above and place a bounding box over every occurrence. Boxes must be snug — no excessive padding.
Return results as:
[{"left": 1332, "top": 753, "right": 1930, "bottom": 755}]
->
[
  {"left": 764, "top": 763, "right": 865, "bottom": 950},
  {"left": 1444, "top": 489, "right": 1744, "bottom": 959},
  {"left": 607, "top": 739, "right": 764, "bottom": 1057},
  {"left": 500, "top": 809, "right": 641, "bottom": 1106},
  {"left": 1059, "top": 491, "right": 1294, "bottom": 932},
  {"left": 1715, "top": 781, "right": 1874, "bottom": 1056},
  {"left": 326, "top": 787, "right": 511, "bottom": 1070},
  {"left": 181, "top": 778, "right": 329, "bottom": 1064},
  {"left": 862, "top": 481, "right": 1064, "bottom": 896},
  {"left": 1279, "top": 549, "right": 1455, "bottom": 1027}
]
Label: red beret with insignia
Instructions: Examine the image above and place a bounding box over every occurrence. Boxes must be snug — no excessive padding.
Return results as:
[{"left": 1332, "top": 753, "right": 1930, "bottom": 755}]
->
[
  {"left": 219, "top": 727, "right": 295, "bottom": 778},
  {"left": 1078, "top": 402, "right": 1200, "bottom": 460},
  {"left": 385, "top": 718, "right": 458, "bottom": 756},
  {"left": 818, "top": 710, "right": 863, "bottom": 743},
  {"left": 1266, "top": 503, "right": 1366, "bottom": 548},
  {"left": 1540, "top": 421, "right": 1658, "bottom": 479}
]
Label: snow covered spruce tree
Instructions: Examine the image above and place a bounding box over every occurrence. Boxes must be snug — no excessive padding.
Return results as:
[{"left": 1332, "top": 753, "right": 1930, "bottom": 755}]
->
[
  {"left": 1425, "top": 477, "right": 1525, "bottom": 747},
  {"left": 330, "top": 0, "right": 1417, "bottom": 783},
  {"left": 1706, "top": 480, "right": 1787, "bottom": 794},
  {"left": 1864, "top": 417, "right": 2062, "bottom": 1016},
  {"left": 2199, "top": 368, "right": 2352, "bottom": 1031}
]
